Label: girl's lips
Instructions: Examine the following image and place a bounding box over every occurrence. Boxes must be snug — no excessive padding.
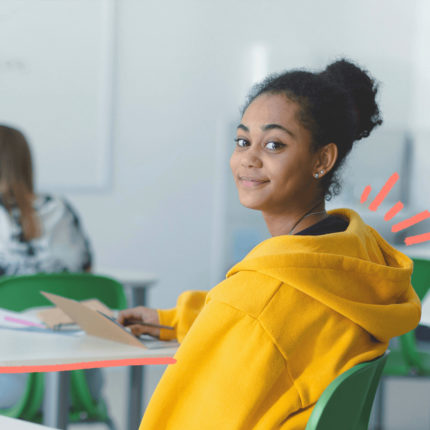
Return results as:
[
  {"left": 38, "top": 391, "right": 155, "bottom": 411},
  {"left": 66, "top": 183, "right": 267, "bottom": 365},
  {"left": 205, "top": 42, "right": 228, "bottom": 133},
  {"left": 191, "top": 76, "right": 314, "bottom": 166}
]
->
[{"left": 238, "top": 177, "right": 270, "bottom": 188}]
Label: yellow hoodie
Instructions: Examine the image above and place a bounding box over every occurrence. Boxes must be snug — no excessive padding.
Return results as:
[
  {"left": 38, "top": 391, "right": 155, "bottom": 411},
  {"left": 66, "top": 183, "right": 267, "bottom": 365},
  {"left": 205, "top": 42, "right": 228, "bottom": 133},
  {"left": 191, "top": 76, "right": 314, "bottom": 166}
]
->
[{"left": 139, "top": 209, "right": 421, "bottom": 430}]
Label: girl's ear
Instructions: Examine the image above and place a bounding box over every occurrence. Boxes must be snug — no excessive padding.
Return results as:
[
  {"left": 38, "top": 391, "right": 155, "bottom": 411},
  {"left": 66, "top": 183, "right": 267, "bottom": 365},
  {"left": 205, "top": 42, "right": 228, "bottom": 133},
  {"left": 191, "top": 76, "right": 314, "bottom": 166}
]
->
[{"left": 313, "top": 143, "right": 338, "bottom": 176}]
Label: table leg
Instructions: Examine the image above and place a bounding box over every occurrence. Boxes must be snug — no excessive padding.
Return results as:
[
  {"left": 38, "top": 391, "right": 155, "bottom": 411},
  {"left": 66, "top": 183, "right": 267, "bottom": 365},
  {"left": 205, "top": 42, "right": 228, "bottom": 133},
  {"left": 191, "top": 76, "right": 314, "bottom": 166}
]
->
[
  {"left": 43, "top": 371, "right": 70, "bottom": 429},
  {"left": 130, "top": 285, "right": 147, "bottom": 307},
  {"left": 127, "top": 365, "right": 144, "bottom": 430},
  {"left": 127, "top": 283, "right": 149, "bottom": 429}
]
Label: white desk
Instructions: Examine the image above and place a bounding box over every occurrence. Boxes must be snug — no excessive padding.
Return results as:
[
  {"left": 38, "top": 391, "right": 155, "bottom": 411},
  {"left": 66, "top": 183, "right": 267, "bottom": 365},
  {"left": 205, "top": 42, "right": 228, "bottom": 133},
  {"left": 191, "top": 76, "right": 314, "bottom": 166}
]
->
[
  {"left": 0, "top": 416, "right": 58, "bottom": 430},
  {"left": 0, "top": 328, "right": 178, "bottom": 430}
]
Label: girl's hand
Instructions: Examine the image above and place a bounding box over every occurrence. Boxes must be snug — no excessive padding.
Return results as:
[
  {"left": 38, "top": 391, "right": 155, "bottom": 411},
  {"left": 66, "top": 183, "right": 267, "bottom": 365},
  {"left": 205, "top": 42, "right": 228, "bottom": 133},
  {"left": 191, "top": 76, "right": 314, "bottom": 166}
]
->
[{"left": 117, "top": 306, "right": 161, "bottom": 338}]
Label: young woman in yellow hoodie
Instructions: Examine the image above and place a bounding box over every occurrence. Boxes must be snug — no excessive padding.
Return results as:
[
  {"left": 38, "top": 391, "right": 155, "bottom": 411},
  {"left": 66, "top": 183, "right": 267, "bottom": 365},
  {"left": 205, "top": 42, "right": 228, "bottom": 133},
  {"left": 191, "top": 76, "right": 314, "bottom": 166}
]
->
[{"left": 119, "top": 59, "right": 421, "bottom": 429}]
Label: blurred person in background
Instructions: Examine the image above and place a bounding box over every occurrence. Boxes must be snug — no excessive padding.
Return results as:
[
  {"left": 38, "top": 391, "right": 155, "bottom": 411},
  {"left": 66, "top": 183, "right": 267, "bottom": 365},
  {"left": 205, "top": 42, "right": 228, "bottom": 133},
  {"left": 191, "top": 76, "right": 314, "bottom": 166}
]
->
[
  {"left": 0, "top": 125, "right": 91, "bottom": 275},
  {"left": 119, "top": 58, "right": 421, "bottom": 430},
  {"left": 0, "top": 124, "right": 100, "bottom": 409}
]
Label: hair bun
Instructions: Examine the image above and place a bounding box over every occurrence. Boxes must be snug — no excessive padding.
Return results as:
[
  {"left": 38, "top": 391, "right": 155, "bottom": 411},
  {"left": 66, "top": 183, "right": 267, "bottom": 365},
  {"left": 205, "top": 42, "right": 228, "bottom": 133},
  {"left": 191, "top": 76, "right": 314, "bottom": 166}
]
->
[{"left": 321, "top": 58, "right": 382, "bottom": 140}]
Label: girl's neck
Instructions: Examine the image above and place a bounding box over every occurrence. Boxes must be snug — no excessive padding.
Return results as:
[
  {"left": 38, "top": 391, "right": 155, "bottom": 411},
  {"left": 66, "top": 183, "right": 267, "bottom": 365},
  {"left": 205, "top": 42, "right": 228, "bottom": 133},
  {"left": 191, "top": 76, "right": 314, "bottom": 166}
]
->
[{"left": 263, "top": 201, "right": 327, "bottom": 237}]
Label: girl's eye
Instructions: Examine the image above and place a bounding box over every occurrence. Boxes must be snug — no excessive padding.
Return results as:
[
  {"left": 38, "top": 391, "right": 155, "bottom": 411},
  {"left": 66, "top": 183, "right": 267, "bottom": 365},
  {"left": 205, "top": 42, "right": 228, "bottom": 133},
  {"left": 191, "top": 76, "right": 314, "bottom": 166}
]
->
[
  {"left": 265, "top": 141, "right": 285, "bottom": 151},
  {"left": 234, "top": 138, "right": 249, "bottom": 148}
]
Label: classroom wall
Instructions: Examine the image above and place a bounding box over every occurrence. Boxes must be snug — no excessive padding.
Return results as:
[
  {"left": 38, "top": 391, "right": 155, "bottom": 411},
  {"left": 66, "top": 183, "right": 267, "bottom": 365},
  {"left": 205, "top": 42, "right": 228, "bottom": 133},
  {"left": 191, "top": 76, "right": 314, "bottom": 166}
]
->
[
  {"left": 67, "top": 0, "right": 426, "bottom": 309},
  {"left": 2, "top": 0, "right": 428, "bottom": 309}
]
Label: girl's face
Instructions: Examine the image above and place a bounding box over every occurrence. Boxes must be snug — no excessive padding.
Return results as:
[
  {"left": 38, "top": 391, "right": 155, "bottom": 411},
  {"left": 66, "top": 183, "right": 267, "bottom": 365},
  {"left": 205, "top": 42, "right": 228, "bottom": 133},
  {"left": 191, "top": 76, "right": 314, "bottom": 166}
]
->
[{"left": 230, "top": 93, "right": 320, "bottom": 214}]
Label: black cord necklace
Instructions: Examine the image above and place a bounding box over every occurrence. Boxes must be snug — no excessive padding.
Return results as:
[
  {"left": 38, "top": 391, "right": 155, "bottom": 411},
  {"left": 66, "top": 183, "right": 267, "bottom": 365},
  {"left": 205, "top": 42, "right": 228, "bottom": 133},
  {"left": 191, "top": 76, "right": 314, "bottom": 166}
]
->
[{"left": 287, "top": 202, "right": 327, "bottom": 235}]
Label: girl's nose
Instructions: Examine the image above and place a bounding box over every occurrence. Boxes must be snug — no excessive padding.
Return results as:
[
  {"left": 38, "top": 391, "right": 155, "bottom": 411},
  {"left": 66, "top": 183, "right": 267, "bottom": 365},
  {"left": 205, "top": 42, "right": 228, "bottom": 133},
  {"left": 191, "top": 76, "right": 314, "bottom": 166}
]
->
[{"left": 240, "top": 148, "right": 263, "bottom": 168}]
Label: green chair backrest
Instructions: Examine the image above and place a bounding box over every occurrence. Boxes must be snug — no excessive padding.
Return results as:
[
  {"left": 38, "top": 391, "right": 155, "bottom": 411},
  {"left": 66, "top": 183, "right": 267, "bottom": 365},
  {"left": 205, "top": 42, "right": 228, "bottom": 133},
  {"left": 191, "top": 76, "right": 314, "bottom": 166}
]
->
[
  {"left": 0, "top": 273, "right": 127, "bottom": 311},
  {"left": 397, "top": 258, "right": 430, "bottom": 373},
  {"left": 411, "top": 258, "right": 430, "bottom": 301},
  {"left": 305, "top": 352, "right": 389, "bottom": 430}
]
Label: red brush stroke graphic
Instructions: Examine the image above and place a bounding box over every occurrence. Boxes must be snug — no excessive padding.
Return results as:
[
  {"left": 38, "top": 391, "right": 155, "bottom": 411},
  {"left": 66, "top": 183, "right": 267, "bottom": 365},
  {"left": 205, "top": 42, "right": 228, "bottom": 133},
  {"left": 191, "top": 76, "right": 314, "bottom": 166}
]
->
[
  {"left": 368, "top": 172, "right": 399, "bottom": 211},
  {"left": 384, "top": 202, "right": 404, "bottom": 221},
  {"left": 0, "top": 357, "right": 176, "bottom": 374},
  {"left": 391, "top": 210, "right": 430, "bottom": 232}
]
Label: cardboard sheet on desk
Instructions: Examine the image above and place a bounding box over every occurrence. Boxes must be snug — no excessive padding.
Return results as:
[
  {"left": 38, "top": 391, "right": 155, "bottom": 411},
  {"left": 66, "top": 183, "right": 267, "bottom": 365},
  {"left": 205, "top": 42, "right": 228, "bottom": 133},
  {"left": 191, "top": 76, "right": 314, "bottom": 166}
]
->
[
  {"left": 38, "top": 299, "right": 114, "bottom": 329},
  {"left": 41, "top": 292, "right": 145, "bottom": 349}
]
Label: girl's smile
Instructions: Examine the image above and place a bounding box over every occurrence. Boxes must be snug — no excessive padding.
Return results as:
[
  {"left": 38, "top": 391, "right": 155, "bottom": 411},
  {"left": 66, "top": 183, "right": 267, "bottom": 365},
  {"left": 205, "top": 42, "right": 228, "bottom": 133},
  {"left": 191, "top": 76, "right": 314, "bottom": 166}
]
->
[{"left": 238, "top": 176, "right": 270, "bottom": 188}]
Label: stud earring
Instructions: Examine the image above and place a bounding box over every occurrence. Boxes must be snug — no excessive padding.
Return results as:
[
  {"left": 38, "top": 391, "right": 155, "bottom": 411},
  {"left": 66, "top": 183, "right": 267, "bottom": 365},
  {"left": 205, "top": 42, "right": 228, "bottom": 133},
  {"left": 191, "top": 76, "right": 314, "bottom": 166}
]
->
[
  {"left": 320, "top": 170, "right": 325, "bottom": 175},
  {"left": 314, "top": 173, "right": 319, "bottom": 179}
]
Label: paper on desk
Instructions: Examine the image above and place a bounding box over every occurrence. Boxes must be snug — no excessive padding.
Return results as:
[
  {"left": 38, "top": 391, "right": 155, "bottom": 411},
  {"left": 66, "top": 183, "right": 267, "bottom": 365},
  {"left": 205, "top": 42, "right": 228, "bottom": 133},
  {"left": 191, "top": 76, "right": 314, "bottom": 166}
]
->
[
  {"left": 41, "top": 292, "right": 145, "bottom": 348},
  {"left": 420, "top": 293, "right": 430, "bottom": 327},
  {"left": 38, "top": 298, "right": 114, "bottom": 329},
  {"left": 138, "top": 335, "right": 180, "bottom": 350}
]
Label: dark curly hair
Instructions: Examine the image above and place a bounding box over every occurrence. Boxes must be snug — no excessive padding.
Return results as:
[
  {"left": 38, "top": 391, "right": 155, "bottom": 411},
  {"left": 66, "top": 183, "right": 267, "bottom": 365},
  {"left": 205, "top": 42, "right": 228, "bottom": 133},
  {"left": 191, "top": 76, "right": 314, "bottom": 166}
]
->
[{"left": 241, "top": 58, "right": 383, "bottom": 200}]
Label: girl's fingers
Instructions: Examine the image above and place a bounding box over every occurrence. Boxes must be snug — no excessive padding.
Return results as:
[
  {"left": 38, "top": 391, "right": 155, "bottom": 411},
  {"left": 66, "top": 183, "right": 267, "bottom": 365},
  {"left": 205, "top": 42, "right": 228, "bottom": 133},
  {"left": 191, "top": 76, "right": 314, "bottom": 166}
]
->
[
  {"left": 129, "top": 324, "right": 147, "bottom": 336},
  {"left": 118, "top": 307, "right": 146, "bottom": 324}
]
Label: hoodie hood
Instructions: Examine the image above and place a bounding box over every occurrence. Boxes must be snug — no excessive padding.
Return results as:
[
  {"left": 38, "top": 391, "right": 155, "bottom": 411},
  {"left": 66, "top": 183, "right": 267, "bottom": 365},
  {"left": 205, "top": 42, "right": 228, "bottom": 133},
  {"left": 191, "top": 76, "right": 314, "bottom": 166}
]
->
[{"left": 227, "top": 208, "right": 421, "bottom": 342}]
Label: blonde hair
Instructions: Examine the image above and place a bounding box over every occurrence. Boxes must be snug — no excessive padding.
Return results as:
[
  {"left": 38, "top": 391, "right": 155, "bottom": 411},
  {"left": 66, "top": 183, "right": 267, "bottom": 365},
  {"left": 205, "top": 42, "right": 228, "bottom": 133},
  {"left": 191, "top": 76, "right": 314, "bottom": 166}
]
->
[{"left": 0, "top": 125, "right": 40, "bottom": 241}]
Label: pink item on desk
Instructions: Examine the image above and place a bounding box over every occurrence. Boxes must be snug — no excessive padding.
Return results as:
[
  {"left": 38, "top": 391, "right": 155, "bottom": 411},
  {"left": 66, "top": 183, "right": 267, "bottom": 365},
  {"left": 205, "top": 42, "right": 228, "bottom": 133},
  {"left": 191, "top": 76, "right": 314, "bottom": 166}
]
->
[{"left": 4, "top": 315, "right": 46, "bottom": 329}]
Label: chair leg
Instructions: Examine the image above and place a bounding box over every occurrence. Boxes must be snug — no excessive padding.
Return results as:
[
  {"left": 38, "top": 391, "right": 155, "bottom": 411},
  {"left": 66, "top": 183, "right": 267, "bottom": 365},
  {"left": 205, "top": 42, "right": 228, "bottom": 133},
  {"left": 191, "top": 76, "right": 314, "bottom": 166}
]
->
[
  {"left": 105, "top": 417, "right": 117, "bottom": 430},
  {"left": 373, "top": 377, "right": 385, "bottom": 430}
]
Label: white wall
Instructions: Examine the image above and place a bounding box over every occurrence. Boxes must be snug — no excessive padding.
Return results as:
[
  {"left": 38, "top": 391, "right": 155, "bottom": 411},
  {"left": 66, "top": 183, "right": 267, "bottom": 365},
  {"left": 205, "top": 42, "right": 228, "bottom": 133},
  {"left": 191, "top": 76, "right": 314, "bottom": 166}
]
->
[
  {"left": 69, "top": 0, "right": 426, "bottom": 307},
  {"left": 2, "top": 0, "right": 428, "bottom": 309},
  {"left": 409, "top": 0, "right": 430, "bottom": 212}
]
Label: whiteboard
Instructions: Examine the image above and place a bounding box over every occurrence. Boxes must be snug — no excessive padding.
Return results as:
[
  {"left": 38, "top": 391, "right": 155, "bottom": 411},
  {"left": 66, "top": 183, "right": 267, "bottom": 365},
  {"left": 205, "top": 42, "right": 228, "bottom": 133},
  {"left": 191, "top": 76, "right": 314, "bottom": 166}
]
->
[{"left": 0, "top": 0, "right": 115, "bottom": 191}]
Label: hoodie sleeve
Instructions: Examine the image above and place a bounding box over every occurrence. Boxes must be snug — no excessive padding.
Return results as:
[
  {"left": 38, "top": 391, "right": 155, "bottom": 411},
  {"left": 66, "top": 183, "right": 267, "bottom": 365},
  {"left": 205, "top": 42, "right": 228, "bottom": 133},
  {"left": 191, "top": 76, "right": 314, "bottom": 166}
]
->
[
  {"left": 140, "top": 299, "right": 302, "bottom": 430},
  {"left": 157, "top": 290, "right": 208, "bottom": 341}
]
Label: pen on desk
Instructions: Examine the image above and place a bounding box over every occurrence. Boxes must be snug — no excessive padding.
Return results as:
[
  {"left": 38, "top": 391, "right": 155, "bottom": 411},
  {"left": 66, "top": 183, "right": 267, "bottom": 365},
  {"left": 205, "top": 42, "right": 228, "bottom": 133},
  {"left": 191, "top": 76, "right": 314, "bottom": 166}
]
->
[
  {"left": 52, "top": 322, "right": 80, "bottom": 331},
  {"left": 123, "top": 319, "right": 174, "bottom": 330}
]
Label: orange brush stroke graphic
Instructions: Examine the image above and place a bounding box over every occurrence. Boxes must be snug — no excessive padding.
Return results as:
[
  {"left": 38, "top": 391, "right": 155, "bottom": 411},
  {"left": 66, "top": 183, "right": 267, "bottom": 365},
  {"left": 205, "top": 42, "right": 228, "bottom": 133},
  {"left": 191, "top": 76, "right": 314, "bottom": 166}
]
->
[
  {"left": 405, "top": 232, "right": 430, "bottom": 246},
  {"left": 360, "top": 186, "right": 372, "bottom": 203},
  {"left": 368, "top": 172, "right": 399, "bottom": 211},
  {"left": 384, "top": 202, "right": 404, "bottom": 221},
  {"left": 392, "top": 210, "right": 430, "bottom": 232},
  {"left": 0, "top": 357, "right": 176, "bottom": 374},
  {"left": 361, "top": 172, "right": 430, "bottom": 246}
]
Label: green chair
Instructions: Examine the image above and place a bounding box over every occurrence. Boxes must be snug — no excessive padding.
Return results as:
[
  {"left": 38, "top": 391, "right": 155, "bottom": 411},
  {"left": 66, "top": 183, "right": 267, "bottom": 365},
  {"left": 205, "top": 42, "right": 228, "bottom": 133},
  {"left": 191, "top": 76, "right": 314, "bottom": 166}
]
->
[
  {"left": 376, "top": 257, "right": 430, "bottom": 429},
  {"left": 397, "top": 257, "right": 430, "bottom": 374},
  {"left": 0, "top": 273, "right": 127, "bottom": 428},
  {"left": 305, "top": 352, "right": 389, "bottom": 430},
  {"left": 0, "top": 373, "right": 44, "bottom": 422},
  {"left": 384, "top": 258, "right": 430, "bottom": 374}
]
